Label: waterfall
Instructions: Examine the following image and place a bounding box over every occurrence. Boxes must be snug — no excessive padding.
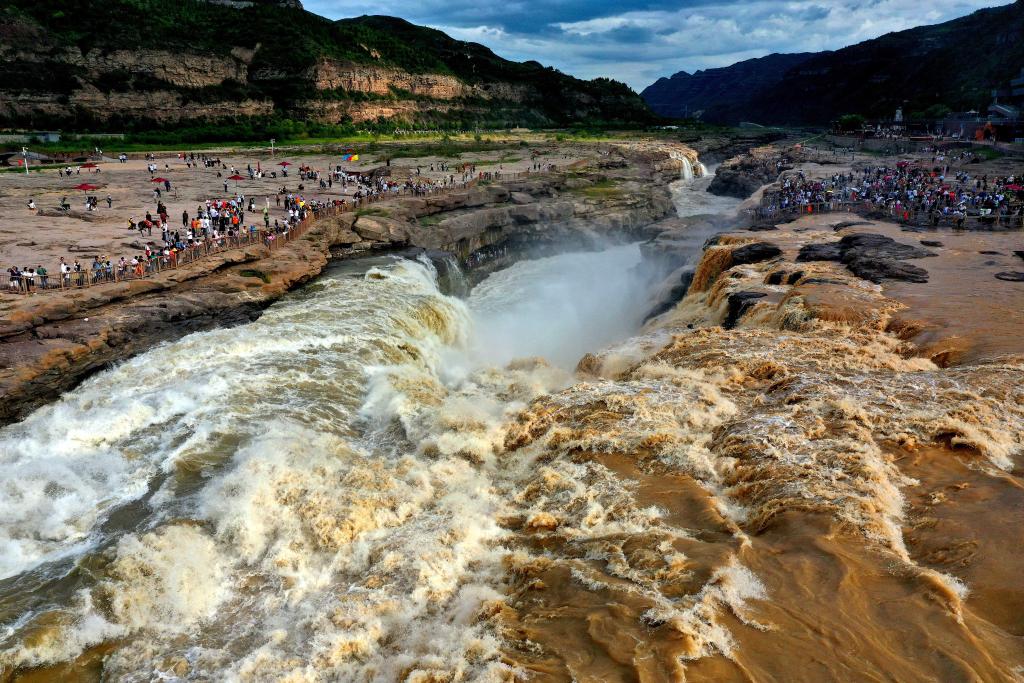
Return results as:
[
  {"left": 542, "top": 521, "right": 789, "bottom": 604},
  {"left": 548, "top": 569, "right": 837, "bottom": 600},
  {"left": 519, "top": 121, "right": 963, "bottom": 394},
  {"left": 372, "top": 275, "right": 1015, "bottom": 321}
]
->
[
  {"left": 670, "top": 150, "right": 702, "bottom": 181},
  {"left": 681, "top": 156, "right": 694, "bottom": 180}
]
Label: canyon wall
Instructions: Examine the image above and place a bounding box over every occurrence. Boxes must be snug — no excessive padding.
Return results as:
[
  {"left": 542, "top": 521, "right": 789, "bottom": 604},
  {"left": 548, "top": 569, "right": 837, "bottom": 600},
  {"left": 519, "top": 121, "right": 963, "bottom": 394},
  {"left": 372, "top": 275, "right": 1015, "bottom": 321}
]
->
[{"left": 0, "top": 2, "right": 652, "bottom": 128}]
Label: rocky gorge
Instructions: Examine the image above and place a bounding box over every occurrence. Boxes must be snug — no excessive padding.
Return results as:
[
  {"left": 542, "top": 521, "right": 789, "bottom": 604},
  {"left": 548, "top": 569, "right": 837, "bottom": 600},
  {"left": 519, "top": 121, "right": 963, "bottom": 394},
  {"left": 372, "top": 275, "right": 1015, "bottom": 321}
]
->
[{"left": 0, "top": 143, "right": 693, "bottom": 426}]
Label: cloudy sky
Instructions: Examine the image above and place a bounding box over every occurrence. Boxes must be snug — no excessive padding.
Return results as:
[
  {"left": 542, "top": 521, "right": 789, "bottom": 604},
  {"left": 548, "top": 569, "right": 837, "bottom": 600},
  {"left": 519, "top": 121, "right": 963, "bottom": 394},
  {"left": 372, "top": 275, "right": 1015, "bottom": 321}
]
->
[{"left": 304, "top": 0, "right": 1008, "bottom": 91}]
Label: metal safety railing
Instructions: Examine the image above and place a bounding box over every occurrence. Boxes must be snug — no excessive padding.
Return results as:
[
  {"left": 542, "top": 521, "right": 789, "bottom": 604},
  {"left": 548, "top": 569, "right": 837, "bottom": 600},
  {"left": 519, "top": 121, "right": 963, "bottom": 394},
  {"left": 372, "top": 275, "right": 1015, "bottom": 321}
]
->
[{"left": 749, "top": 199, "right": 1024, "bottom": 230}]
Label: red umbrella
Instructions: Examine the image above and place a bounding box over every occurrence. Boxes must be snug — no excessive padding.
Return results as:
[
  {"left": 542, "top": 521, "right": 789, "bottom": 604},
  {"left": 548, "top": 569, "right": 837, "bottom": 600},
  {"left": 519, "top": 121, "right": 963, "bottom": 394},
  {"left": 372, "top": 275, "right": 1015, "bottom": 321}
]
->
[
  {"left": 81, "top": 162, "right": 98, "bottom": 169},
  {"left": 227, "top": 174, "right": 245, "bottom": 181},
  {"left": 150, "top": 177, "right": 169, "bottom": 183},
  {"left": 277, "top": 161, "right": 291, "bottom": 167},
  {"left": 73, "top": 183, "right": 100, "bottom": 191}
]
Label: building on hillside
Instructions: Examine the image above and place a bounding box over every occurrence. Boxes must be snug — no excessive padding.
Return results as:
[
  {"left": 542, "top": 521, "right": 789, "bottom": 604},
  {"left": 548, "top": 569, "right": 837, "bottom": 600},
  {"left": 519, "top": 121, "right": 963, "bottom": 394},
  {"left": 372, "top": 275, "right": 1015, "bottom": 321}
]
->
[{"left": 942, "top": 68, "right": 1024, "bottom": 143}]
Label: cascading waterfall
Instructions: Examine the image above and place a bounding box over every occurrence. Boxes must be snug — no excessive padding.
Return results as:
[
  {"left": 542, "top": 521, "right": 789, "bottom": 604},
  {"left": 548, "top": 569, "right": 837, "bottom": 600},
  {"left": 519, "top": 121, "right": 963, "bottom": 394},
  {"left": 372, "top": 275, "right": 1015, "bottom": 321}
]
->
[
  {"left": 671, "top": 150, "right": 696, "bottom": 181},
  {"left": 681, "top": 156, "right": 694, "bottom": 180},
  {"left": 0, "top": 245, "right": 671, "bottom": 679}
]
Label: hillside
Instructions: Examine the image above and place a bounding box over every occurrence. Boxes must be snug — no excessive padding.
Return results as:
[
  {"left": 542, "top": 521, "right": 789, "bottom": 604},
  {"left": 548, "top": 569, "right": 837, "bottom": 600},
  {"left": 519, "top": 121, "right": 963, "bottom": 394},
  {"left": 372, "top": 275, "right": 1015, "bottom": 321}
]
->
[
  {"left": 642, "top": 0, "right": 1024, "bottom": 125},
  {"left": 641, "top": 53, "right": 817, "bottom": 121},
  {"left": 0, "top": 0, "right": 654, "bottom": 132}
]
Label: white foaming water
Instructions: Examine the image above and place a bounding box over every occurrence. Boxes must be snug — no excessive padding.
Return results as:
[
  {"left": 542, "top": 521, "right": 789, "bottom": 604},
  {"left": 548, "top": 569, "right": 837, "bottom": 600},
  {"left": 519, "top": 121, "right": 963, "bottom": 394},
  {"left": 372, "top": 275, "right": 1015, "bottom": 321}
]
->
[
  {"left": 467, "top": 243, "right": 654, "bottom": 369},
  {"left": 0, "top": 258, "right": 467, "bottom": 583},
  {"left": 0, "top": 243, "right": 664, "bottom": 678},
  {"left": 669, "top": 150, "right": 700, "bottom": 182},
  {"left": 0, "top": 151, "right": 769, "bottom": 678},
  {"left": 671, "top": 162, "right": 743, "bottom": 218}
]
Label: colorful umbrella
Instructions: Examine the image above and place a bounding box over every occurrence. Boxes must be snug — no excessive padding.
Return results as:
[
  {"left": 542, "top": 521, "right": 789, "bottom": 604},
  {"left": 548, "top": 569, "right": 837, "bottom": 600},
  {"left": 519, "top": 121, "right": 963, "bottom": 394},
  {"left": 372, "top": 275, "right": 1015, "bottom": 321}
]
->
[
  {"left": 150, "top": 177, "right": 169, "bottom": 183},
  {"left": 277, "top": 161, "right": 291, "bottom": 167},
  {"left": 227, "top": 174, "right": 245, "bottom": 181},
  {"left": 73, "top": 183, "right": 99, "bottom": 191}
]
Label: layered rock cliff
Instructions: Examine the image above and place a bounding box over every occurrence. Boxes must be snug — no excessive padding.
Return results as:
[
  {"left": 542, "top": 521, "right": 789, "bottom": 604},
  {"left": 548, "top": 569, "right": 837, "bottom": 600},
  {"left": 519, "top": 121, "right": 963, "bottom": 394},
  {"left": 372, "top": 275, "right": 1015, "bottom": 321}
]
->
[{"left": 0, "top": 1, "right": 652, "bottom": 129}]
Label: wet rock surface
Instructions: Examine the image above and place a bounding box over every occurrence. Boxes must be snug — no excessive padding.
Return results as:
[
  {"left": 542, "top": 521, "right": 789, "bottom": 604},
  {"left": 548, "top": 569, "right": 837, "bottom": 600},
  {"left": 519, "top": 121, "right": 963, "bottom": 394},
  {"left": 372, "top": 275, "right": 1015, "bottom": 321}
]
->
[
  {"left": 797, "top": 232, "right": 935, "bottom": 283},
  {"left": 730, "top": 242, "right": 782, "bottom": 265},
  {"left": 706, "top": 154, "right": 785, "bottom": 199},
  {"left": 995, "top": 272, "right": 1024, "bottom": 282},
  {"left": 723, "top": 291, "right": 767, "bottom": 328}
]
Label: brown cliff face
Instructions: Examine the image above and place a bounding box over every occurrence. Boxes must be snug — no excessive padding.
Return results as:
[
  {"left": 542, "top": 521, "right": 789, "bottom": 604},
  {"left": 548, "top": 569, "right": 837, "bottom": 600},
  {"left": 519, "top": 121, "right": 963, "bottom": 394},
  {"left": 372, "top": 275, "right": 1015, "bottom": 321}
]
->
[
  {"left": 310, "top": 62, "right": 468, "bottom": 99},
  {"left": 309, "top": 61, "right": 533, "bottom": 103},
  {"left": 0, "top": 47, "right": 536, "bottom": 126},
  {"left": 293, "top": 99, "right": 463, "bottom": 124},
  {"left": 0, "top": 2, "right": 653, "bottom": 129}
]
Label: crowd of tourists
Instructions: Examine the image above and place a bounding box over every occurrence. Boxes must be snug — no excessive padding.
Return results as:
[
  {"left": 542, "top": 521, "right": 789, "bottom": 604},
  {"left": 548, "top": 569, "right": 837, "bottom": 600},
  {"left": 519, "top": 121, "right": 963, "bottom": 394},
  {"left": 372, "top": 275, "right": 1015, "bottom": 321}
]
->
[
  {"left": 7, "top": 192, "right": 315, "bottom": 293},
  {"left": 5, "top": 147, "right": 548, "bottom": 295},
  {"left": 759, "top": 161, "right": 1024, "bottom": 226}
]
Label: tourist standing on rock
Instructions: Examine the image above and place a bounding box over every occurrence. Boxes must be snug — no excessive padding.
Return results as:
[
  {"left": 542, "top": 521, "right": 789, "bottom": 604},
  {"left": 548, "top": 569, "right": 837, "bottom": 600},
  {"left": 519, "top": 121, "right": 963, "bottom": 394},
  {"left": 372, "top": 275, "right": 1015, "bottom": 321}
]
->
[
  {"left": 36, "top": 265, "right": 48, "bottom": 289},
  {"left": 106, "top": 195, "right": 113, "bottom": 208},
  {"left": 8, "top": 266, "right": 21, "bottom": 292}
]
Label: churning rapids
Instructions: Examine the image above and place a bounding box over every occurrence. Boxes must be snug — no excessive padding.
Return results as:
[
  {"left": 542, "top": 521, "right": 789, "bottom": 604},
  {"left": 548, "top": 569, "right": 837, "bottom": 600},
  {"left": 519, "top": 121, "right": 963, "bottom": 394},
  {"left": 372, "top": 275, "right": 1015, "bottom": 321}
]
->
[
  {"left": 0, "top": 167, "right": 718, "bottom": 681},
  {"left": 3, "top": 166, "right": 1023, "bottom": 682}
]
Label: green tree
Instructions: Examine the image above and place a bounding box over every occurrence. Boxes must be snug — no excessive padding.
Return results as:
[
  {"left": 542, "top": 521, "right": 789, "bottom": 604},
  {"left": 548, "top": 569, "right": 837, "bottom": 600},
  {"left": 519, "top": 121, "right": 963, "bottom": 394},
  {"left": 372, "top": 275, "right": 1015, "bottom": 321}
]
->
[
  {"left": 837, "top": 114, "right": 866, "bottom": 132},
  {"left": 922, "top": 104, "right": 952, "bottom": 119}
]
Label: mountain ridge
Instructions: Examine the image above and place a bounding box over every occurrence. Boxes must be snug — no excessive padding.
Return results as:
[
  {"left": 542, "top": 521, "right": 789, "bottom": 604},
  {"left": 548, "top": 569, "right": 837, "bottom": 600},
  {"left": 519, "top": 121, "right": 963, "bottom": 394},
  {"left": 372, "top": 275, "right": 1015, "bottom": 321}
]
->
[
  {"left": 641, "top": 1, "right": 1024, "bottom": 125},
  {"left": 0, "top": 0, "right": 654, "bottom": 131}
]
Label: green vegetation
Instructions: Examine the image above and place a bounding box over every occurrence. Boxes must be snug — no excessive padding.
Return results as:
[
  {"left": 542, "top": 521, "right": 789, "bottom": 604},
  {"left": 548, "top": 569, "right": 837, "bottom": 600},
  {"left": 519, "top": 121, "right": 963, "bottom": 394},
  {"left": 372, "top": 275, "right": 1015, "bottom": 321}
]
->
[
  {"left": 571, "top": 179, "right": 624, "bottom": 199},
  {"left": 909, "top": 104, "right": 953, "bottom": 121},
  {"left": 837, "top": 114, "right": 866, "bottom": 132},
  {"left": 417, "top": 214, "right": 446, "bottom": 227},
  {"left": 355, "top": 207, "right": 390, "bottom": 217},
  {"left": 239, "top": 269, "right": 271, "bottom": 283},
  {"left": 973, "top": 146, "right": 1005, "bottom": 161}
]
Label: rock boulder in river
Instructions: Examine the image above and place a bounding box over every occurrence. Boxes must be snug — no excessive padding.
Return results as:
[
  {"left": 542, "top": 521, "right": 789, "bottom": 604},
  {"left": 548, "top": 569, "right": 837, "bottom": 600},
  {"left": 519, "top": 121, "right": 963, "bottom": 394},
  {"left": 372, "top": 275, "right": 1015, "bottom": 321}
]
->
[
  {"left": 730, "top": 242, "right": 783, "bottom": 265},
  {"left": 995, "top": 271, "right": 1024, "bottom": 282},
  {"left": 723, "top": 291, "right": 768, "bottom": 328},
  {"left": 797, "top": 232, "right": 935, "bottom": 283}
]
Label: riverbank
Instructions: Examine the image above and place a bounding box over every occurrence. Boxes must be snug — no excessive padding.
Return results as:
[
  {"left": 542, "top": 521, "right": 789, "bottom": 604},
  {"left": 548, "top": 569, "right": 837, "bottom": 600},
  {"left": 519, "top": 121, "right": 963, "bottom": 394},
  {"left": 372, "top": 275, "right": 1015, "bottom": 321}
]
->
[{"left": 0, "top": 141, "right": 696, "bottom": 425}]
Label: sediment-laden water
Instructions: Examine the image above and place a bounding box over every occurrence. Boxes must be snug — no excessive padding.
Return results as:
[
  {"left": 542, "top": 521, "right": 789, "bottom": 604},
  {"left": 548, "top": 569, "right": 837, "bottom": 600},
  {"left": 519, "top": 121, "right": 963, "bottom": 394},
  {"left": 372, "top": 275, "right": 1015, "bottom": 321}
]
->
[{"left": 1, "top": 167, "right": 1021, "bottom": 682}]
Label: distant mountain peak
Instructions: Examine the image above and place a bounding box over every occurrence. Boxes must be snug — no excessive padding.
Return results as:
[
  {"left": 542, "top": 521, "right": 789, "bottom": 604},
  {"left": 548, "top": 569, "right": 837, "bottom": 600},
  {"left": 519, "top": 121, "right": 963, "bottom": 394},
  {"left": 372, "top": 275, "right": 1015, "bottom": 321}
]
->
[{"left": 642, "top": 3, "right": 1024, "bottom": 125}]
